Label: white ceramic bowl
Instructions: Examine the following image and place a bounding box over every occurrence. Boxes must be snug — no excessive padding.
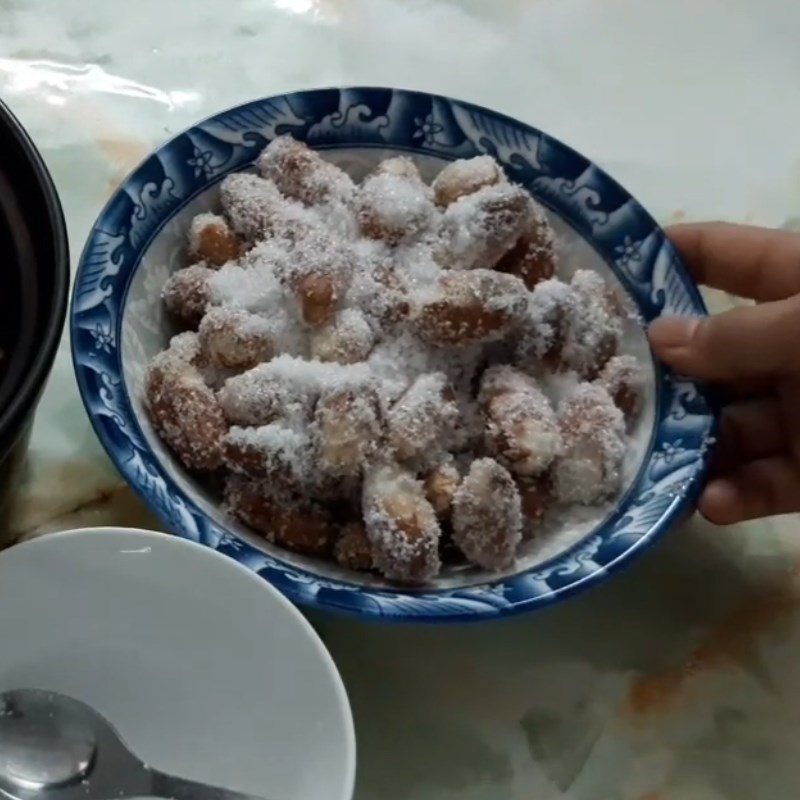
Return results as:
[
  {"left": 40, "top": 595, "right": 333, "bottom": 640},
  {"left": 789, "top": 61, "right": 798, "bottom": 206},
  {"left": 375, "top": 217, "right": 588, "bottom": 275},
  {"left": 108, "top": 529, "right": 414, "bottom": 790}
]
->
[{"left": 0, "top": 528, "right": 356, "bottom": 799}]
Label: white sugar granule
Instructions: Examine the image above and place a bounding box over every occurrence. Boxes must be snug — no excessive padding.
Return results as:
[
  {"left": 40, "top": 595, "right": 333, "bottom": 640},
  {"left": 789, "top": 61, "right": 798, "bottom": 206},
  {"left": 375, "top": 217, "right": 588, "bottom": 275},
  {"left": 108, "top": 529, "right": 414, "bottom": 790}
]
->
[
  {"left": 351, "top": 235, "right": 393, "bottom": 266},
  {"left": 314, "top": 197, "right": 360, "bottom": 241},
  {"left": 256, "top": 135, "right": 360, "bottom": 239},
  {"left": 366, "top": 333, "right": 427, "bottom": 402},
  {"left": 145, "top": 343, "right": 227, "bottom": 472},
  {"left": 200, "top": 305, "right": 307, "bottom": 364},
  {"left": 261, "top": 307, "right": 308, "bottom": 358},
  {"left": 241, "top": 237, "right": 293, "bottom": 271},
  {"left": 161, "top": 263, "right": 213, "bottom": 324},
  {"left": 487, "top": 391, "right": 563, "bottom": 476},
  {"left": 366, "top": 331, "right": 480, "bottom": 408},
  {"left": 528, "top": 206, "right": 557, "bottom": 255},
  {"left": 259, "top": 353, "right": 373, "bottom": 392},
  {"left": 409, "top": 269, "right": 528, "bottom": 347},
  {"left": 218, "top": 363, "right": 309, "bottom": 427},
  {"left": 198, "top": 307, "right": 272, "bottom": 363},
  {"left": 538, "top": 369, "right": 582, "bottom": 406}
]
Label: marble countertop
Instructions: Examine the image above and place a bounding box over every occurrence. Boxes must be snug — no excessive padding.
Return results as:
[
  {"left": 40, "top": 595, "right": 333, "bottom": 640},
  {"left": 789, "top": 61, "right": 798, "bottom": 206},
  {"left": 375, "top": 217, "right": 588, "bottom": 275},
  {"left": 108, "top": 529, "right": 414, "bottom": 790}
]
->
[{"left": 3, "top": 1, "right": 800, "bottom": 797}]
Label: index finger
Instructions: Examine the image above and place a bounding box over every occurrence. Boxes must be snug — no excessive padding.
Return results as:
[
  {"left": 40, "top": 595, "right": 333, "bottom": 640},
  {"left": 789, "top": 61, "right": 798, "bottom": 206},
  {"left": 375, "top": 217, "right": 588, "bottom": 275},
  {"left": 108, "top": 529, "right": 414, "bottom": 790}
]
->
[{"left": 667, "top": 222, "right": 800, "bottom": 302}]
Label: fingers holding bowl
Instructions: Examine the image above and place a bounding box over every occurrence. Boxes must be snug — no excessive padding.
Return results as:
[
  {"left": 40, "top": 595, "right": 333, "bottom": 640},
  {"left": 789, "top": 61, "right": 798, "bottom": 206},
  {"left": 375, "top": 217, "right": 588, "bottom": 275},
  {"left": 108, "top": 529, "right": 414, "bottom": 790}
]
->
[{"left": 667, "top": 222, "right": 800, "bottom": 302}]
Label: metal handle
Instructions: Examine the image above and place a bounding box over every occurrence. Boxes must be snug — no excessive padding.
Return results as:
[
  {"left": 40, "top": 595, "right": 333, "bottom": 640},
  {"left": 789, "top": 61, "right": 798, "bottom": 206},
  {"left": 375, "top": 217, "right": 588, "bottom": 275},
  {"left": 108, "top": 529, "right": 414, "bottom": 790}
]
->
[{"left": 149, "top": 768, "right": 269, "bottom": 800}]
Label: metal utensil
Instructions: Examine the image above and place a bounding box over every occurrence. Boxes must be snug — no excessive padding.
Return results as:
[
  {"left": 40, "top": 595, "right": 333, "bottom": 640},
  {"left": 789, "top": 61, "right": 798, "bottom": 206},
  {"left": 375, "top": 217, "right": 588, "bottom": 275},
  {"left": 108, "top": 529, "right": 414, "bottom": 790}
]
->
[{"left": 0, "top": 689, "right": 269, "bottom": 800}]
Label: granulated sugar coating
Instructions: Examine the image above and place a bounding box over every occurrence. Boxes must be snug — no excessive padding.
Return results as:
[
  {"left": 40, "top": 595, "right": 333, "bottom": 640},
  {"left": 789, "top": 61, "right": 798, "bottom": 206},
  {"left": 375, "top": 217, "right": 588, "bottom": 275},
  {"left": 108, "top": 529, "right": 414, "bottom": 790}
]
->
[
  {"left": 187, "top": 212, "right": 240, "bottom": 267},
  {"left": 496, "top": 207, "right": 557, "bottom": 290},
  {"left": 561, "top": 270, "right": 623, "bottom": 378},
  {"left": 413, "top": 269, "right": 528, "bottom": 346},
  {"left": 224, "top": 476, "right": 335, "bottom": 556},
  {"left": 554, "top": 383, "right": 627, "bottom": 504},
  {"left": 423, "top": 457, "right": 461, "bottom": 518},
  {"left": 597, "top": 354, "right": 646, "bottom": 423},
  {"left": 198, "top": 307, "right": 275, "bottom": 370},
  {"left": 358, "top": 171, "right": 437, "bottom": 244},
  {"left": 145, "top": 343, "right": 228, "bottom": 472},
  {"left": 513, "top": 277, "right": 575, "bottom": 368},
  {"left": 256, "top": 134, "right": 356, "bottom": 209},
  {"left": 362, "top": 463, "right": 441, "bottom": 583},
  {"left": 479, "top": 365, "right": 563, "bottom": 477},
  {"left": 452, "top": 457, "right": 522, "bottom": 570},
  {"left": 386, "top": 372, "right": 460, "bottom": 465},
  {"left": 436, "top": 183, "right": 533, "bottom": 270},
  {"left": 310, "top": 308, "right": 375, "bottom": 364},
  {"left": 432, "top": 155, "right": 504, "bottom": 207},
  {"left": 162, "top": 263, "right": 214, "bottom": 326},
  {"left": 220, "top": 172, "right": 292, "bottom": 241},
  {"left": 217, "top": 355, "right": 372, "bottom": 427},
  {"left": 314, "top": 387, "right": 383, "bottom": 477},
  {"left": 145, "top": 139, "right": 647, "bottom": 585},
  {"left": 223, "top": 423, "right": 314, "bottom": 489}
]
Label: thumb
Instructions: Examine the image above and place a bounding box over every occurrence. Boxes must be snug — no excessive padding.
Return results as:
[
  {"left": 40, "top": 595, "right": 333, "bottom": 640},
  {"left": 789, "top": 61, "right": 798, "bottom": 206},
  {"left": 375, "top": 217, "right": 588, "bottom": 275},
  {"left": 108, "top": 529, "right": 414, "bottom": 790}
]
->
[{"left": 649, "top": 296, "right": 800, "bottom": 381}]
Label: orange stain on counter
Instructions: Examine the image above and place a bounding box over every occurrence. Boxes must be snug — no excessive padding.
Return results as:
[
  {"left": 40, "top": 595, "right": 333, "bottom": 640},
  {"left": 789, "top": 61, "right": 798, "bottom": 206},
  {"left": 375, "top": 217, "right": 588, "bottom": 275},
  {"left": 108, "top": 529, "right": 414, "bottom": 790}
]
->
[
  {"left": 68, "top": 97, "right": 151, "bottom": 197},
  {"left": 98, "top": 137, "right": 149, "bottom": 171},
  {"left": 626, "top": 584, "right": 798, "bottom": 718},
  {"left": 98, "top": 137, "right": 150, "bottom": 195}
]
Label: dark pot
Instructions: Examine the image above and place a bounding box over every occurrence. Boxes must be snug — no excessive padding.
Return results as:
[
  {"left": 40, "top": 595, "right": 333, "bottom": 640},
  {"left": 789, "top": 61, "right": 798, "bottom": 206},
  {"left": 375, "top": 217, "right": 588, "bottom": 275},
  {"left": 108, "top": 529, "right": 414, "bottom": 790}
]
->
[{"left": 0, "top": 99, "right": 69, "bottom": 529}]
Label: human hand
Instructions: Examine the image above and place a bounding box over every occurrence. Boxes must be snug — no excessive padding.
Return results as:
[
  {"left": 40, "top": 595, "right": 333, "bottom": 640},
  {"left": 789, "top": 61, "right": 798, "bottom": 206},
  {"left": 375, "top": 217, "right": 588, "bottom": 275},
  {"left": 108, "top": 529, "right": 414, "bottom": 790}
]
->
[{"left": 649, "top": 222, "right": 800, "bottom": 525}]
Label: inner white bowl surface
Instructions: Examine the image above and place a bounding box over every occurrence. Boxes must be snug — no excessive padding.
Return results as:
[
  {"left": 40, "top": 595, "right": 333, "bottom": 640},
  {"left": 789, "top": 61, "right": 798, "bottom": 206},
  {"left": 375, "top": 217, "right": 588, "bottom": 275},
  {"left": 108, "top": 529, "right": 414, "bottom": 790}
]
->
[{"left": 0, "top": 528, "right": 355, "bottom": 799}]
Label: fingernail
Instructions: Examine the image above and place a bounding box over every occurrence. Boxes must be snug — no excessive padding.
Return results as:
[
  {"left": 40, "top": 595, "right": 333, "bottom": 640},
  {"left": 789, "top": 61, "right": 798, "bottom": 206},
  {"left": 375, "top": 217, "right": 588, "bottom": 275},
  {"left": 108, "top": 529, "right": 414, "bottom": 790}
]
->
[
  {"left": 648, "top": 316, "right": 700, "bottom": 349},
  {"left": 699, "top": 478, "right": 742, "bottom": 524}
]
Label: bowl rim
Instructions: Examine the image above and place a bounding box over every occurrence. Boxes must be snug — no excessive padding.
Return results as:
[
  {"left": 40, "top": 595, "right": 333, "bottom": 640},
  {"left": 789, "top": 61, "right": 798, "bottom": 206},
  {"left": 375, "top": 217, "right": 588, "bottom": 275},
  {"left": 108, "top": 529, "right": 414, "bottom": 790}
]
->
[
  {"left": 0, "top": 99, "right": 69, "bottom": 448},
  {"left": 71, "top": 86, "right": 717, "bottom": 622},
  {"left": 0, "top": 526, "right": 357, "bottom": 798}
]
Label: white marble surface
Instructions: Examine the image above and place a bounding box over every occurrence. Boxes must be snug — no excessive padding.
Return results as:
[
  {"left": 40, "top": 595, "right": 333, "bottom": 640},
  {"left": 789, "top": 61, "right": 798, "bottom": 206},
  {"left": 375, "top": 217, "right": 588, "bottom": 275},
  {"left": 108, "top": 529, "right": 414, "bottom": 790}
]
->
[{"left": 3, "top": 1, "right": 800, "bottom": 797}]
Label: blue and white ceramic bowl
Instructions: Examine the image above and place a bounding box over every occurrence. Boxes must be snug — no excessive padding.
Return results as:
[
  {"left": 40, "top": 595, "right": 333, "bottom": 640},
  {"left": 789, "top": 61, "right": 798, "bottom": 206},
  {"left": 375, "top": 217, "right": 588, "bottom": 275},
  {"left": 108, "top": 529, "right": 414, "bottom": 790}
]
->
[{"left": 72, "top": 88, "right": 716, "bottom": 622}]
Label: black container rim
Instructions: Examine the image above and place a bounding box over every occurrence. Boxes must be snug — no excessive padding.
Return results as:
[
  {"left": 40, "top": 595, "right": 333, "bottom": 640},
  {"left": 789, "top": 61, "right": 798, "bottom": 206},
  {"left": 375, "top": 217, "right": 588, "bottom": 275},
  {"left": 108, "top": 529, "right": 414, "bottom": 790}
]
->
[{"left": 0, "top": 98, "right": 69, "bottom": 447}]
